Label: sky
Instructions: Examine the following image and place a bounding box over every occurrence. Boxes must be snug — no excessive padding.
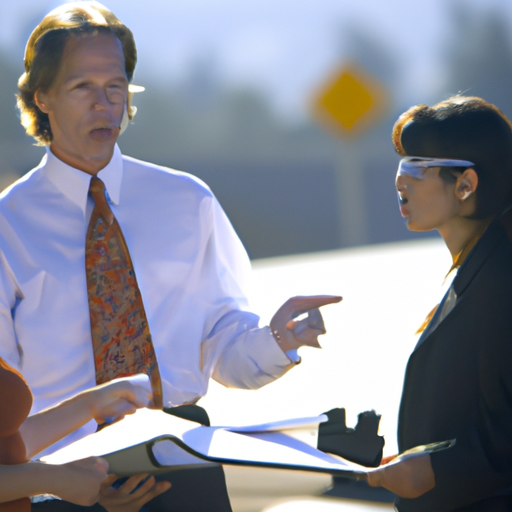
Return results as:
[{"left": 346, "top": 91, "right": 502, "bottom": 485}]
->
[{"left": 2, "top": 0, "right": 512, "bottom": 122}]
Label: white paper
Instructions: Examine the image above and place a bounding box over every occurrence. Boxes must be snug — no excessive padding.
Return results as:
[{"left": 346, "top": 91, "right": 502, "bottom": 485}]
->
[
  {"left": 41, "top": 409, "right": 365, "bottom": 476},
  {"left": 221, "top": 414, "right": 328, "bottom": 433}
]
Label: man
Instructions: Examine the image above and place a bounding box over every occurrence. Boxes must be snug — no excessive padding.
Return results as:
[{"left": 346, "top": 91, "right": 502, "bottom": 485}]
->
[{"left": 0, "top": 2, "right": 340, "bottom": 510}]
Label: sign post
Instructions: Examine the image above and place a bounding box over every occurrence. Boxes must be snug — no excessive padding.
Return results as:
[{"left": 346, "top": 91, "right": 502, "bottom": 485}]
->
[{"left": 313, "top": 63, "right": 389, "bottom": 247}]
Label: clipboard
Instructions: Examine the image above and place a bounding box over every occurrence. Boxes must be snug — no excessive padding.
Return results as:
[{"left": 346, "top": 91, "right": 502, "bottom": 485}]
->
[
  {"left": 42, "top": 408, "right": 455, "bottom": 482},
  {"left": 42, "top": 409, "right": 367, "bottom": 479}
]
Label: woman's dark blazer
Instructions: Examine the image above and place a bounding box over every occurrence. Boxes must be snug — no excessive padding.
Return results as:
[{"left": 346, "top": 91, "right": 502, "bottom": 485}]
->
[{"left": 396, "top": 219, "right": 512, "bottom": 512}]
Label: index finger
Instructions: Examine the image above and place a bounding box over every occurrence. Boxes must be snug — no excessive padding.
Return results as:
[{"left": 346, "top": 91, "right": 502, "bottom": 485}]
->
[{"left": 288, "top": 295, "right": 342, "bottom": 313}]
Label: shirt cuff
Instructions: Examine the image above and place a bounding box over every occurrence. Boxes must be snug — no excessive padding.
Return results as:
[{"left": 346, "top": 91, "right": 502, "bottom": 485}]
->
[
  {"left": 259, "top": 326, "right": 301, "bottom": 369},
  {"left": 286, "top": 349, "right": 300, "bottom": 364}
]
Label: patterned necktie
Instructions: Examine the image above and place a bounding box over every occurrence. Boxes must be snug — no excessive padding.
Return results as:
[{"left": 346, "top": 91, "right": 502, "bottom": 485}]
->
[{"left": 85, "top": 176, "right": 163, "bottom": 408}]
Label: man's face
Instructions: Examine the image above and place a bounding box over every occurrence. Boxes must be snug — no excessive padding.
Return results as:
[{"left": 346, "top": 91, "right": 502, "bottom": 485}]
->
[{"left": 36, "top": 33, "right": 128, "bottom": 175}]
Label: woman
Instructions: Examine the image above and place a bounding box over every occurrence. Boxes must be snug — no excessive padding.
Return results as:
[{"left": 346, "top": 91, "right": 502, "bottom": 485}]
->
[
  {"left": 0, "top": 358, "right": 170, "bottom": 511},
  {"left": 367, "top": 96, "right": 512, "bottom": 511}
]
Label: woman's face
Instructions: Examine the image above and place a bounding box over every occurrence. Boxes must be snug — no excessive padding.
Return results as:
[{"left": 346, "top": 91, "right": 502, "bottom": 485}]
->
[{"left": 396, "top": 167, "right": 461, "bottom": 232}]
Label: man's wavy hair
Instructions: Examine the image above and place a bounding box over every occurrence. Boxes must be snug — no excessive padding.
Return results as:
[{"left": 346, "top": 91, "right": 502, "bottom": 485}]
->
[
  {"left": 392, "top": 96, "right": 512, "bottom": 219},
  {"left": 17, "top": 1, "right": 137, "bottom": 145}
]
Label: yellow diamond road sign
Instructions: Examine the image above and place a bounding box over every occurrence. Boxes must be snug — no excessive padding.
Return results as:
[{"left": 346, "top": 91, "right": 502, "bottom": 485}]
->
[{"left": 313, "top": 63, "right": 388, "bottom": 136}]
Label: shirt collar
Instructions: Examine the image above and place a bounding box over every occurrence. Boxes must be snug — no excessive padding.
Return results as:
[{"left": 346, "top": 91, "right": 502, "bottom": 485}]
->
[{"left": 44, "top": 144, "right": 123, "bottom": 216}]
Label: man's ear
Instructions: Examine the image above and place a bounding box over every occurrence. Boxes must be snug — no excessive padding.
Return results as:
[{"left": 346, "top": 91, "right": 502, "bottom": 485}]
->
[
  {"left": 456, "top": 168, "right": 478, "bottom": 201},
  {"left": 33, "top": 90, "right": 49, "bottom": 114}
]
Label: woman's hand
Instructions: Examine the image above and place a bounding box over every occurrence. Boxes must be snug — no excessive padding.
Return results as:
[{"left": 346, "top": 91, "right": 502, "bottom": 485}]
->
[
  {"left": 99, "top": 473, "right": 171, "bottom": 512},
  {"left": 366, "top": 453, "right": 435, "bottom": 498},
  {"left": 81, "top": 376, "right": 152, "bottom": 426},
  {"left": 20, "top": 375, "right": 152, "bottom": 458},
  {"left": 0, "top": 457, "right": 109, "bottom": 506},
  {"left": 47, "top": 457, "right": 109, "bottom": 506}
]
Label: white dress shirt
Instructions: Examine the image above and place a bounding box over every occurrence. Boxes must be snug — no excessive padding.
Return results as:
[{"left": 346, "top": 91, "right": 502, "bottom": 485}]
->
[{"left": 0, "top": 145, "right": 294, "bottom": 452}]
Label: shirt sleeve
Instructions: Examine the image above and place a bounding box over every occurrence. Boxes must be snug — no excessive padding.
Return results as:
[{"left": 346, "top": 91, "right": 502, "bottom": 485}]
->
[
  {"left": 0, "top": 250, "right": 23, "bottom": 372},
  {"left": 198, "top": 195, "right": 297, "bottom": 389},
  {"left": 211, "top": 318, "right": 297, "bottom": 389}
]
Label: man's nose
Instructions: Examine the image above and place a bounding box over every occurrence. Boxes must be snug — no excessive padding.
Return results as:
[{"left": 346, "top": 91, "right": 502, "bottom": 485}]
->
[{"left": 92, "top": 88, "right": 112, "bottom": 110}]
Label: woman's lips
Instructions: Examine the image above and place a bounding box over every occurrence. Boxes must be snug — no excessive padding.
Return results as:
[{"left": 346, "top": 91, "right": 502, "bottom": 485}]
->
[
  {"left": 397, "top": 193, "right": 408, "bottom": 205},
  {"left": 397, "top": 193, "right": 409, "bottom": 217}
]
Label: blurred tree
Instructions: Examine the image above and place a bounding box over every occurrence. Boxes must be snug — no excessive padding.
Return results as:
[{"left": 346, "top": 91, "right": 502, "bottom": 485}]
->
[
  {"left": 119, "top": 59, "right": 342, "bottom": 258},
  {"left": 339, "top": 22, "right": 400, "bottom": 89},
  {"left": 0, "top": 53, "right": 44, "bottom": 188},
  {"left": 324, "top": 21, "right": 413, "bottom": 246},
  {"left": 10, "top": 2, "right": 512, "bottom": 258},
  {"left": 440, "top": 2, "right": 512, "bottom": 118}
]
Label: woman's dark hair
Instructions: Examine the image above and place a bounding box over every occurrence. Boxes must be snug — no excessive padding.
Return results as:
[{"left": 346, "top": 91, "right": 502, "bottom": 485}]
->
[
  {"left": 392, "top": 96, "right": 512, "bottom": 219},
  {"left": 17, "top": 1, "right": 136, "bottom": 145}
]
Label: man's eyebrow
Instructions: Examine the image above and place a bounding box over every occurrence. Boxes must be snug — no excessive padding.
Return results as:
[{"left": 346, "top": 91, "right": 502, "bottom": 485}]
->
[
  {"left": 110, "top": 75, "right": 129, "bottom": 82},
  {"left": 64, "top": 74, "right": 129, "bottom": 85}
]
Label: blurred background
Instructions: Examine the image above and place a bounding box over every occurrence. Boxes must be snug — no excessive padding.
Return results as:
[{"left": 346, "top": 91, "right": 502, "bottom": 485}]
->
[
  {"left": 3, "top": 2, "right": 509, "bottom": 507},
  {"left": 2, "top": 0, "right": 512, "bottom": 259}
]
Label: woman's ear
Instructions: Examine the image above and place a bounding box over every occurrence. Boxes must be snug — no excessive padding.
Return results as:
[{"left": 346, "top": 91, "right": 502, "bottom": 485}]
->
[
  {"left": 33, "top": 90, "right": 49, "bottom": 114},
  {"left": 456, "top": 168, "right": 478, "bottom": 201}
]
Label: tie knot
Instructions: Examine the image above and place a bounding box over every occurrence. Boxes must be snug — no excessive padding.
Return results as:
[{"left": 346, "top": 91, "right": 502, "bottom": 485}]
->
[
  {"left": 89, "top": 176, "right": 113, "bottom": 225},
  {"left": 89, "top": 176, "right": 106, "bottom": 197}
]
